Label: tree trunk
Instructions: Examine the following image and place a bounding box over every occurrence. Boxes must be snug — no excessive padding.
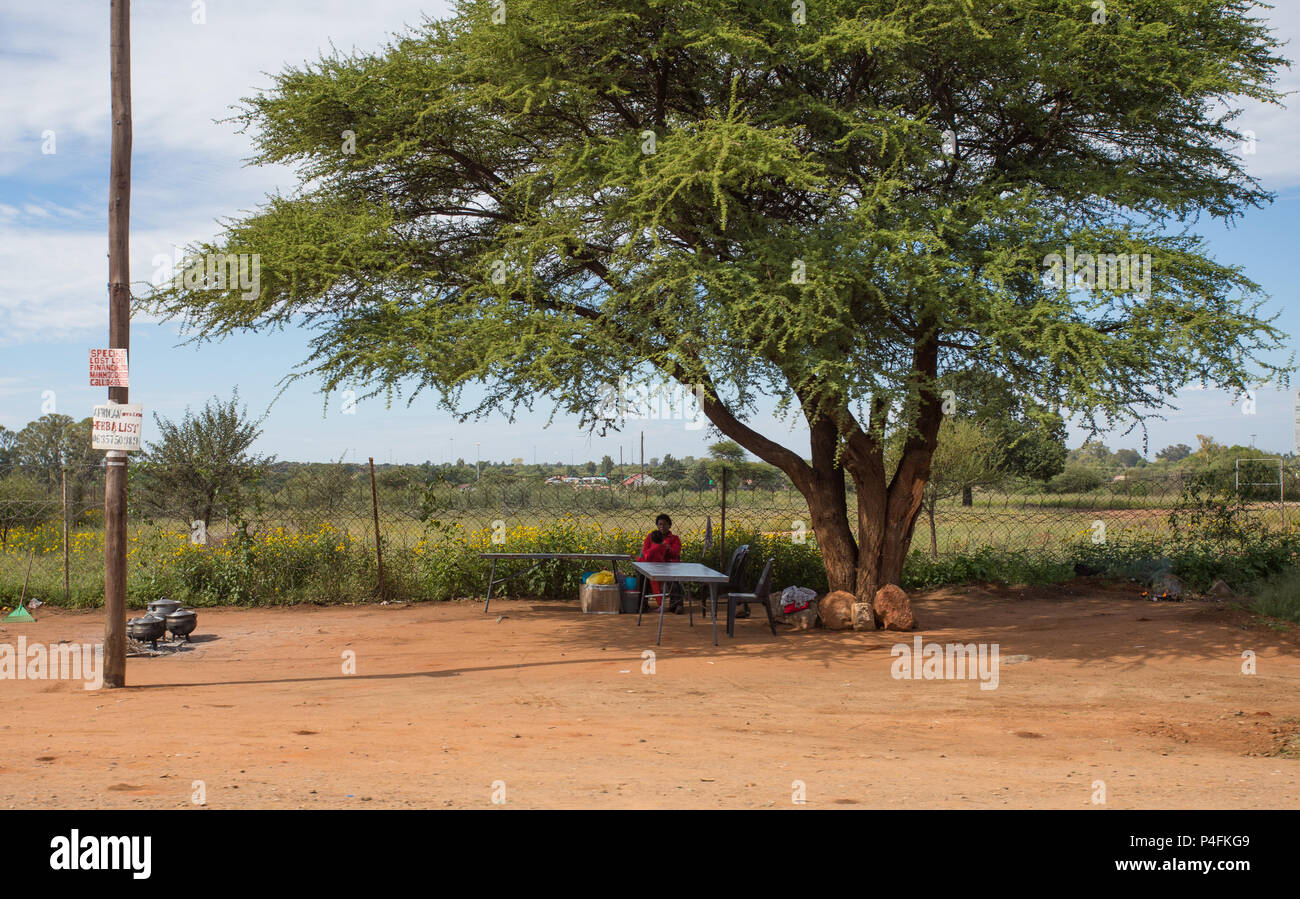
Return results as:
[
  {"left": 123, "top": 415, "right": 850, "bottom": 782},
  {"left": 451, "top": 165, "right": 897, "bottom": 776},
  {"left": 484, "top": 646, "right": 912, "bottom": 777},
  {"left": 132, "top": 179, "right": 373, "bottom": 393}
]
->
[
  {"left": 962, "top": 485, "right": 973, "bottom": 506},
  {"left": 692, "top": 337, "right": 942, "bottom": 618},
  {"left": 804, "top": 415, "right": 857, "bottom": 594}
]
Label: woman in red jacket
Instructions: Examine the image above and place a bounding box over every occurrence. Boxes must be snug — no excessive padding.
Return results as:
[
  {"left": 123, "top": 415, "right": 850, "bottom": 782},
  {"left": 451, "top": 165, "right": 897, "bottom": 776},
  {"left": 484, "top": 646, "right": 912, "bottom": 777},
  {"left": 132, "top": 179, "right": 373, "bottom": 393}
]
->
[{"left": 638, "top": 514, "right": 684, "bottom": 612}]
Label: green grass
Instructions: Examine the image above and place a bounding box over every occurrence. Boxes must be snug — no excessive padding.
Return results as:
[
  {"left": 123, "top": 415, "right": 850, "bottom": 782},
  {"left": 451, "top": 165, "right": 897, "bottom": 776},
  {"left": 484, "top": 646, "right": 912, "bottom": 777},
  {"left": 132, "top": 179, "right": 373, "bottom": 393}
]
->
[{"left": 1250, "top": 567, "right": 1300, "bottom": 624}]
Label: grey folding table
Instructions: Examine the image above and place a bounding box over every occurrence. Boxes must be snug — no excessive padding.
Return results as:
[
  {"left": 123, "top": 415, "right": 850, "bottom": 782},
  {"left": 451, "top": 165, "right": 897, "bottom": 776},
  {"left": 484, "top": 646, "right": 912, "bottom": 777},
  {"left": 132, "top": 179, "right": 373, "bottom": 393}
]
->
[
  {"left": 631, "top": 561, "right": 731, "bottom": 646},
  {"left": 479, "top": 552, "right": 633, "bottom": 613}
]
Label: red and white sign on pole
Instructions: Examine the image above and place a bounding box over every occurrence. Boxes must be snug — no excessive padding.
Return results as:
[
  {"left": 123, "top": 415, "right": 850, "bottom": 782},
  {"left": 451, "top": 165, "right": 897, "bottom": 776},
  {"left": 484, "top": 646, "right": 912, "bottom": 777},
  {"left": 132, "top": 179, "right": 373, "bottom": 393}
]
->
[
  {"left": 89, "top": 348, "right": 129, "bottom": 387},
  {"left": 92, "top": 402, "right": 144, "bottom": 451}
]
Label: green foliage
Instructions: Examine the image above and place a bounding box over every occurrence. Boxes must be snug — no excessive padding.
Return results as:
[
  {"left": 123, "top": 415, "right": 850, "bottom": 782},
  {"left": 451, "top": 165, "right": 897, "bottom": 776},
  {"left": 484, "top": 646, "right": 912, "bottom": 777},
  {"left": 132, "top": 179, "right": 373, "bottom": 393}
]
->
[
  {"left": 133, "top": 391, "right": 275, "bottom": 529},
  {"left": 658, "top": 453, "right": 686, "bottom": 482},
  {"left": 942, "top": 370, "right": 1066, "bottom": 481},
  {"left": 1046, "top": 465, "right": 1106, "bottom": 494},
  {"left": 1066, "top": 528, "right": 1298, "bottom": 594},
  {"left": 1168, "top": 468, "right": 1257, "bottom": 549},
  {"left": 708, "top": 441, "right": 747, "bottom": 464},
  {"left": 0, "top": 425, "right": 16, "bottom": 475},
  {"left": 0, "top": 473, "right": 54, "bottom": 545},
  {"left": 1251, "top": 567, "right": 1300, "bottom": 624},
  {"left": 13, "top": 414, "right": 87, "bottom": 481},
  {"left": 924, "top": 419, "right": 1004, "bottom": 501},
  {"left": 1113, "top": 448, "right": 1144, "bottom": 468},
  {"left": 12, "top": 416, "right": 96, "bottom": 500},
  {"left": 1062, "top": 472, "right": 1300, "bottom": 591},
  {"left": 902, "top": 547, "right": 1075, "bottom": 590}
]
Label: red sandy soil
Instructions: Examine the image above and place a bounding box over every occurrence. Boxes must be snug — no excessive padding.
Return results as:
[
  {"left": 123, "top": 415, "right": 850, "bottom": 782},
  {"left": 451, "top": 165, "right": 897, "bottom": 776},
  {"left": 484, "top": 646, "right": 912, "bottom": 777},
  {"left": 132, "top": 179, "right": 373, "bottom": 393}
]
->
[{"left": 2, "top": 581, "right": 1297, "bottom": 809}]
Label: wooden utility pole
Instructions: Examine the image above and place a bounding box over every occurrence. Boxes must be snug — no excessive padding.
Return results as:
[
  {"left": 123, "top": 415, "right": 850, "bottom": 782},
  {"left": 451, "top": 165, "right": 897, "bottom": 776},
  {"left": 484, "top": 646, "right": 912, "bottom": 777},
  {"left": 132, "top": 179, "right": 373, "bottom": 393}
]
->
[
  {"left": 640, "top": 431, "right": 644, "bottom": 477},
  {"left": 103, "top": 0, "right": 132, "bottom": 688}
]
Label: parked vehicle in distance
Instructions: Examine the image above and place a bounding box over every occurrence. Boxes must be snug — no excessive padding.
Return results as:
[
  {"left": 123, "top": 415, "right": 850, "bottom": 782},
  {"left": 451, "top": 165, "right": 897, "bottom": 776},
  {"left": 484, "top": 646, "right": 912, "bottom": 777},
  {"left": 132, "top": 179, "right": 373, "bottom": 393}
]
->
[{"left": 544, "top": 475, "right": 611, "bottom": 488}]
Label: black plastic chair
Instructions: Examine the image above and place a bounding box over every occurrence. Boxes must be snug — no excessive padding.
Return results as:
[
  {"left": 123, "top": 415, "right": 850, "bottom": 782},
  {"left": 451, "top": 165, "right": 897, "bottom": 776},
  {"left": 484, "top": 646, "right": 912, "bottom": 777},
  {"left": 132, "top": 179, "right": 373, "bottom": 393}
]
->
[
  {"left": 726, "top": 557, "right": 777, "bottom": 637},
  {"left": 704, "top": 544, "right": 749, "bottom": 617}
]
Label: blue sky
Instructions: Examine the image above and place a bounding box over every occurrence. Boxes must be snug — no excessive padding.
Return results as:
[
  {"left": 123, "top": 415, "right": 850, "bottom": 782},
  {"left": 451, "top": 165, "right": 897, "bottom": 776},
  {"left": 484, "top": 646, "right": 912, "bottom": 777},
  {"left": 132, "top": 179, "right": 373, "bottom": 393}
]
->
[{"left": 1, "top": 0, "right": 1297, "bottom": 465}]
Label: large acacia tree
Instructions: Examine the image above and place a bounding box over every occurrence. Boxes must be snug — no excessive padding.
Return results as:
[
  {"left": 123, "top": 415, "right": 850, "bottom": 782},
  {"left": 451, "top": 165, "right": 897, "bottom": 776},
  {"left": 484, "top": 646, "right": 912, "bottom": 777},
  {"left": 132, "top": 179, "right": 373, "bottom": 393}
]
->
[{"left": 146, "top": 0, "right": 1288, "bottom": 616}]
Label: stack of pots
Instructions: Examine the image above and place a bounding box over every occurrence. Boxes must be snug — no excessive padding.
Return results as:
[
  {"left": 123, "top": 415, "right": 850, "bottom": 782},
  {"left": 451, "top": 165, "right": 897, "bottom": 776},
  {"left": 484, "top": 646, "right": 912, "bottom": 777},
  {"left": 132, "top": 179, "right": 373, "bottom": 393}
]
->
[{"left": 126, "top": 597, "right": 199, "bottom": 646}]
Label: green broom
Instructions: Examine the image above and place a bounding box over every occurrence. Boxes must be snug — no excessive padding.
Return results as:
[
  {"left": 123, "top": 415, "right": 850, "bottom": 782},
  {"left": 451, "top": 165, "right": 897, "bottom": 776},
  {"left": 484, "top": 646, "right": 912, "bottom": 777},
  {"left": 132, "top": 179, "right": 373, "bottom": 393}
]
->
[{"left": 3, "top": 549, "right": 36, "bottom": 622}]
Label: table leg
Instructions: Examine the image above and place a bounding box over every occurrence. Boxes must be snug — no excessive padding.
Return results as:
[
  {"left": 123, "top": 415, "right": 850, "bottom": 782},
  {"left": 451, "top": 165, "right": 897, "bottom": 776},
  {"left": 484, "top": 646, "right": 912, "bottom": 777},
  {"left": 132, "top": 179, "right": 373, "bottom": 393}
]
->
[
  {"left": 484, "top": 558, "right": 498, "bottom": 613},
  {"left": 710, "top": 583, "right": 719, "bottom": 646},
  {"left": 686, "top": 582, "right": 693, "bottom": 627},
  {"left": 636, "top": 574, "right": 646, "bottom": 625},
  {"left": 656, "top": 581, "right": 667, "bottom": 645}
]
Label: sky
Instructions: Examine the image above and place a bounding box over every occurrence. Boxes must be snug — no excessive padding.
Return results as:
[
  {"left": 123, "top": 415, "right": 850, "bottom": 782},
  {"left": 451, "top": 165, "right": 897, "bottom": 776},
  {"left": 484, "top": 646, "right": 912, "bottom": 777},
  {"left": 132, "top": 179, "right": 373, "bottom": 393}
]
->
[{"left": 1, "top": 0, "right": 1298, "bottom": 465}]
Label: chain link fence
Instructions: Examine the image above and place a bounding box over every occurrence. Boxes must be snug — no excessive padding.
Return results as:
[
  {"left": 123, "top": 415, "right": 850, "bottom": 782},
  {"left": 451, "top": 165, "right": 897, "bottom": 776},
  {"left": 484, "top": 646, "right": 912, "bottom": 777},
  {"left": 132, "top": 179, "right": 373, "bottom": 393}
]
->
[{"left": 1, "top": 458, "right": 1295, "bottom": 607}]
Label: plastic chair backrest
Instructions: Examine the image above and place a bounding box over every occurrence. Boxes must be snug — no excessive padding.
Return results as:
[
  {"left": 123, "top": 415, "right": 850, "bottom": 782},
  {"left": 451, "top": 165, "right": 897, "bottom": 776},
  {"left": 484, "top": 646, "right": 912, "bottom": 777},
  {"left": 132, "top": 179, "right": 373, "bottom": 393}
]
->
[
  {"left": 726, "top": 544, "right": 750, "bottom": 592},
  {"left": 752, "top": 558, "right": 775, "bottom": 600}
]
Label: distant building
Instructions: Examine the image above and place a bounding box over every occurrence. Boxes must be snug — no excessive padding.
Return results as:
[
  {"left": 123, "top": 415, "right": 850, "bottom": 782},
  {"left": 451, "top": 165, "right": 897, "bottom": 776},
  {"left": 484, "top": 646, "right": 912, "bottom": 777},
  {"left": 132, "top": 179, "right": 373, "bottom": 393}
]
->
[{"left": 621, "top": 473, "right": 666, "bottom": 487}]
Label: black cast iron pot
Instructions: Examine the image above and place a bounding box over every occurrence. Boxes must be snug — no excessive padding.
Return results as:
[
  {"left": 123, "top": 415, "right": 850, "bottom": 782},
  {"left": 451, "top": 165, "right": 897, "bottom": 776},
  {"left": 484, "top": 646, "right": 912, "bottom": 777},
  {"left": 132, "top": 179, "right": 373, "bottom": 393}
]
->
[
  {"left": 165, "top": 608, "right": 198, "bottom": 641},
  {"left": 147, "top": 598, "right": 182, "bottom": 618},
  {"left": 127, "top": 614, "right": 166, "bottom": 647}
]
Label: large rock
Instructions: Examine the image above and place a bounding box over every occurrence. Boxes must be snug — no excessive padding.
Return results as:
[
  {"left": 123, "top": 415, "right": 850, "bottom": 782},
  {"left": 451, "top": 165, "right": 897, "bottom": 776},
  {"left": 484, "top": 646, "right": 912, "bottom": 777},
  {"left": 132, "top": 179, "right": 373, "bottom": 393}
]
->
[
  {"left": 852, "top": 603, "right": 875, "bottom": 631},
  {"left": 873, "top": 584, "right": 916, "bottom": 631},
  {"left": 773, "top": 589, "right": 818, "bottom": 629},
  {"left": 787, "top": 606, "right": 817, "bottom": 630},
  {"left": 1207, "top": 578, "right": 1234, "bottom": 600},
  {"left": 818, "top": 590, "right": 856, "bottom": 630}
]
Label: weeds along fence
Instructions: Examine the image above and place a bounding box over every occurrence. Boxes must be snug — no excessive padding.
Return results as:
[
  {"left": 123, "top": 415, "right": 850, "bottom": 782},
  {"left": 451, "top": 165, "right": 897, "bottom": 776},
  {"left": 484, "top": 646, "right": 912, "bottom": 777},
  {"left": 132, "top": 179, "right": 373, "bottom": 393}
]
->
[{"left": 1, "top": 458, "right": 1296, "bottom": 608}]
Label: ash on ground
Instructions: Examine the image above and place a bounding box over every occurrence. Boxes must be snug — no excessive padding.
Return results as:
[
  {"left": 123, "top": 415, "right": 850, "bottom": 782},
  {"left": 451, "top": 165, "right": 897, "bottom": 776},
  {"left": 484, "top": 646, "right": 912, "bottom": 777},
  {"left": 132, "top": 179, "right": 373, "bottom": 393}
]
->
[{"left": 127, "top": 637, "right": 196, "bottom": 658}]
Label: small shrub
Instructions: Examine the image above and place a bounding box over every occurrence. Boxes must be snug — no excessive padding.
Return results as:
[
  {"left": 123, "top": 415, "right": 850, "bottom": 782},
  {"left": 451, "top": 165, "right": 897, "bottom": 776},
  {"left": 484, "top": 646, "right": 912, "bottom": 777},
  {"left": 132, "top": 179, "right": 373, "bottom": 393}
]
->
[{"left": 1046, "top": 466, "right": 1105, "bottom": 494}]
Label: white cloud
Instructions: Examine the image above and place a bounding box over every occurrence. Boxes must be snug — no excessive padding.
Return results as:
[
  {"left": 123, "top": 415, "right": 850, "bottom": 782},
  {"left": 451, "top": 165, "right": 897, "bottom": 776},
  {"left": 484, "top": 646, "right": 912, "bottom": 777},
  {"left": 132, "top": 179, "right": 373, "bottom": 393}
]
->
[
  {"left": 0, "top": 0, "right": 1293, "bottom": 354},
  {"left": 0, "top": 1, "right": 448, "bottom": 345}
]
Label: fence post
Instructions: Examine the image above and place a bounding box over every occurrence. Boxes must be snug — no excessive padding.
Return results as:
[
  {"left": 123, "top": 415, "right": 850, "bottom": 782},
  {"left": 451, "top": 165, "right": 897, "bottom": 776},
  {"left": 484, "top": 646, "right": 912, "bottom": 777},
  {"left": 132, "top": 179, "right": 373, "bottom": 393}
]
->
[
  {"left": 719, "top": 467, "right": 727, "bottom": 571},
  {"left": 62, "top": 467, "right": 70, "bottom": 604},
  {"left": 1283, "top": 459, "right": 1288, "bottom": 535},
  {"left": 369, "top": 457, "right": 386, "bottom": 599}
]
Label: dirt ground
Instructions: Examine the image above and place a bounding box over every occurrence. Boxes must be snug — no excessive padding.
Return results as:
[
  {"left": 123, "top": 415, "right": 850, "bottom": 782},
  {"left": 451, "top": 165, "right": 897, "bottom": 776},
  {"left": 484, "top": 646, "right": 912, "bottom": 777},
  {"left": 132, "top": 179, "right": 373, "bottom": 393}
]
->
[{"left": 2, "top": 581, "right": 1297, "bottom": 809}]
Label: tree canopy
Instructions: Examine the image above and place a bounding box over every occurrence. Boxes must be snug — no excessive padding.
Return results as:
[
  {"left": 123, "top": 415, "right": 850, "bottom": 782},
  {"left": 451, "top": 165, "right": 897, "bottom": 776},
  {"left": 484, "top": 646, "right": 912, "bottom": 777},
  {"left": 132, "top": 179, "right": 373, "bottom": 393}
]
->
[
  {"left": 135, "top": 391, "right": 275, "bottom": 531},
  {"left": 144, "top": 0, "right": 1290, "bottom": 606}
]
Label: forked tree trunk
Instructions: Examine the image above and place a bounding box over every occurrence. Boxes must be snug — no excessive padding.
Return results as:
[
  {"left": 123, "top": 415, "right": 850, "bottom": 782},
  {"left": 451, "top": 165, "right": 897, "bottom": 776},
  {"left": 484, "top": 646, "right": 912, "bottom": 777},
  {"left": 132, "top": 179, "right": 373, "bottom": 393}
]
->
[
  {"left": 694, "top": 335, "right": 942, "bottom": 618},
  {"left": 803, "top": 477, "right": 858, "bottom": 594},
  {"left": 802, "top": 415, "right": 858, "bottom": 594}
]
